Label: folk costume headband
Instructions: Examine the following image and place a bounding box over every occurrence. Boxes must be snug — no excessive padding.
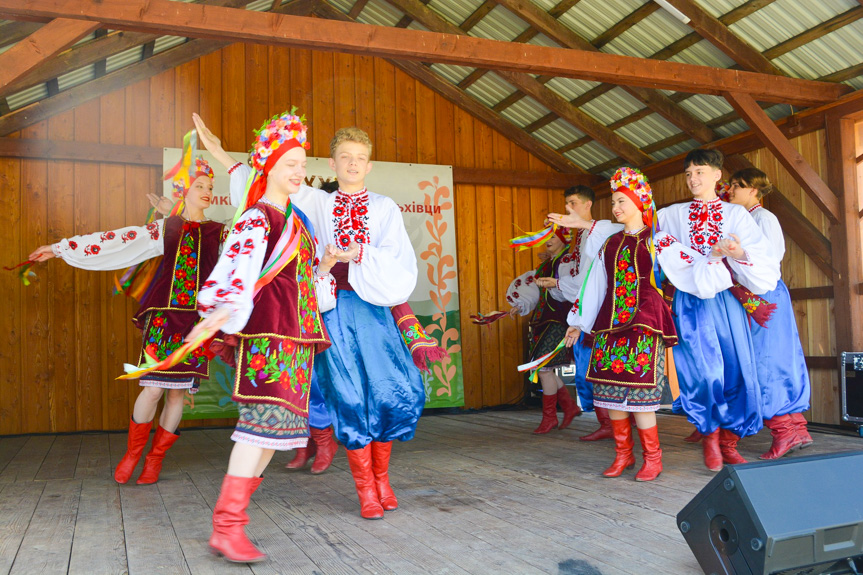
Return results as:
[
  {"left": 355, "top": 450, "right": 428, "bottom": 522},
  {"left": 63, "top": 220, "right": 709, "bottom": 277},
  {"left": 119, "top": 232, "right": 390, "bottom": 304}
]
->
[{"left": 610, "top": 167, "right": 662, "bottom": 293}]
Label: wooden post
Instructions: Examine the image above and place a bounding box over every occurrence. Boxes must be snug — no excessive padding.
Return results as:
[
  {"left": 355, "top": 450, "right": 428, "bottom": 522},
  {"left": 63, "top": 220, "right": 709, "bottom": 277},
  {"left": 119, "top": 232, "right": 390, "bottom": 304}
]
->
[{"left": 826, "top": 114, "right": 863, "bottom": 353}]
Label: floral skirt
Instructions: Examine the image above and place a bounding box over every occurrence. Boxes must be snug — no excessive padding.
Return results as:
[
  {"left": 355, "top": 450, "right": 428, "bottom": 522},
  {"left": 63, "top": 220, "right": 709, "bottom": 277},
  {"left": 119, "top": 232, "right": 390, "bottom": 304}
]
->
[
  {"left": 138, "top": 310, "right": 209, "bottom": 378},
  {"left": 589, "top": 330, "right": 667, "bottom": 412},
  {"left": 529, "top": 321, "right": 573, "bottom": 368},
  {"left": 231, "top": 402, "right": 309, "bottom": 450}
]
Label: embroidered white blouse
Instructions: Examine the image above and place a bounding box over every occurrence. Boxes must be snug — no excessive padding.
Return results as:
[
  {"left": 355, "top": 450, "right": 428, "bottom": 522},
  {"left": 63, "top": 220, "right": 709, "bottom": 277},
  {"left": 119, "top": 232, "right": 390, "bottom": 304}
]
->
[
  {"left": 748, "top": 204, "right": 785, "bottom": 264},
  {"left": 196, "top": 198, "right": 338, "bottom": 335},
  {"left": 555, "top": 220, "right": 624, "bottom": 303},
  {"left": 230, "top": 164, "right": 418, "bottom": 307},
  {"left": 655, "top": 198, "right": 779, "bottom": 298},
  {"left": 52, "top": 220, "right": 165, "bottom": 270}
]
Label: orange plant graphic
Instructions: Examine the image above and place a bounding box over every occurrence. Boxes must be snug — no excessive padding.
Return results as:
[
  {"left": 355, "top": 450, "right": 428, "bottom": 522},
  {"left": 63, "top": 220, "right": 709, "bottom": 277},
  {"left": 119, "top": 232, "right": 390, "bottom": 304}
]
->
[{"left": 419, "top": 176, "right": 461, "bottom": 397}]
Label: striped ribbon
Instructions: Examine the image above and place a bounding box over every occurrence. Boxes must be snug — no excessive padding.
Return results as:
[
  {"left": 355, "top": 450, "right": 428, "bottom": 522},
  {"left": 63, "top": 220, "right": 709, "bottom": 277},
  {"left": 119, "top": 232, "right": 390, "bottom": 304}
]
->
[
  {"left": 509, "top": 226, "right": 555, "bottom": 251},
  {"left": 517, "top": 337, "right": 567, "bottom": 383},
  {"left": 117, "top": 327, "right": 215, "bottom": 380}
]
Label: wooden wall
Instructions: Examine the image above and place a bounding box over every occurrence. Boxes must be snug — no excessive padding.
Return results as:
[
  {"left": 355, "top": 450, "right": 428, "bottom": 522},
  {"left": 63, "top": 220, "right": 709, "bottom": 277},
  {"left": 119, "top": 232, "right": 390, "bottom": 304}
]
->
[
  {"left": 591, "top": 130, "right": 841, "bottom": 424},
  {"left": 0, "top": 44, "right": 564, "bottom": 435}
]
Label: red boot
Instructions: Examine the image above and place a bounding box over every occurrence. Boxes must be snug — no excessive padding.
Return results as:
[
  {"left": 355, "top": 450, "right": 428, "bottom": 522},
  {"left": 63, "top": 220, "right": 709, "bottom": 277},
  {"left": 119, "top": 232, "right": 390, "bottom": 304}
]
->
[
  {"left": 635, "top": 425, "right": 662, "bottom": 482},
  {"left": 790, "top": 412, "right": 813, "bottom": 448},
  {"left": 248, "top": 476, "right": 264, "bottom": 497},
  {"left": 209, "top": 475, "right": 266, "bottom": 563},
  {"left": 371, "top": 441, "right": 398, "bottom": 511},
  {"left": 114, "top": 418, "right": 152, "bottom": 484},
  {"left": 557, "top": 387, "right": 582, "bottom": 430},
  {"left": 136, "top": 426, "right": 180, "bottom": 484},
  {"left": 759, "top": 415, "right": 802, "bottom": 460},
  {"left": 702, "top": 430, "right": 723, "bottom": 472},
  {"left": 345, "top": 445, "right": 384, "bottom": 519},
  {"left": 310, "top": 427, "right": 339, "bottom": 474},
  {"left": 683, "top": 428, "right": 702, "bottom": 443},
  {"left": 533, "top": 394, "right": 559, "bottom": 434},
  {"left": 603, "top": 418, "right": 636, "bottom": 478},
  {"left": 580, "top": 406, "right": 613, "bottom": 441},
  {"left": 285, "top": 437, "right": 316, "bottom": 470},
  {"left": 719, "top": 429, "right": 747, "bottom": 465}
]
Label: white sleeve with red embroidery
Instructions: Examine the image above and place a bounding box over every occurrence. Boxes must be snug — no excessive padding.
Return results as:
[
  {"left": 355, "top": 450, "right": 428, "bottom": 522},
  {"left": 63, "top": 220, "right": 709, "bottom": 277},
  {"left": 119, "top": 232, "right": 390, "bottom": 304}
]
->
[
  {"left": 506, "top": 270, "right": 539, "bottom": 316},
  {"left": 566, "top": 246, "right": 607, "bottom": 334},
  {"left": 722, "top": 205, "right": 780, "bottom": 294},
  {"left": 315, "top": 273, "right": 337, "bottom": 313},
  {"left": 51, "top": 219, "right": 165, "bottom": 271},
  {"left": 347, "top": 195, "right": 418, "bottom": 307},
  {"left": 196, "top": 208, "right": 269, "bottom": 334},
  {"left": 654, "top": 230, "right": 733, "bottom": 299}
]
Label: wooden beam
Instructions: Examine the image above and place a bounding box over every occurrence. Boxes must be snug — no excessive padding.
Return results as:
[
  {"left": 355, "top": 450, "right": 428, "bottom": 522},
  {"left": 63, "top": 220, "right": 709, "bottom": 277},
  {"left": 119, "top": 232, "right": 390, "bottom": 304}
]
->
[
  {"left": 763, "top": 6, "right": 863, "bottom": 61},
  {"left": 660, "top": 0, "right": 782, "bottom": 75},
  {"left": 821, "top": 62, "right": 863, "bottom": 84},
  {"left": 315, "top": 1, "right": 587, "bottom": 174},
  {"left": 805, "top": 356, "right": 838, "bottom": 370},
  {"left": 591, "top": 2, "right": 658, "bottom": 49},
  {"left": 0, "top": 0, "right": 848, "bottom": 106},
  {"left": 347, "top": 0, "right": 370, "bottom": 19},
  {"left": 724, "top": 91, "right": 840, "bottom": 223},
  {"left": 460, "top": 0, "right": 496, "bottom": 32},
  {"left": 0, "top": 136, "right": 161, "bottom": 164},
  {"left": 826, "top": 114, "right": 863, "bottom": 353},
  {"left": 0, "top": 20, "right": 41, "bottom": 49},
  {"left": 0, "top": 18, "right": 100, "bottom": 93},
  {"left": 788, "top": 286, "right": 834, "bottom": 301},
  {"left": 489, "top": 0, "right": 716, "bottom": 143},
  {"left": 724, "top": 154, "right": 834, "bottom": 278},
  {"left": 497, "top": 70, "right": 651, "bottom": 166}
]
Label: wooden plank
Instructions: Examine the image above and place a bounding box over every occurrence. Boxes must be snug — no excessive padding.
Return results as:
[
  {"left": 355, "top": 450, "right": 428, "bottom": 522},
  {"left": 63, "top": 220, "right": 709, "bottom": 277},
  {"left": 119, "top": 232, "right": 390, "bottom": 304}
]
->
[
  {"left": 120, "top": 479, "right": 190, "bottom": 574},
  {"left": 0, "top": 149, "right": 22, "bottom": 435},
  {"left": 219, "top": 43, "right": 246, "bottom": 153},
  {"left": 394, "top": 66, "right": 417, "bottom": 163},
  {"left": 0, "top": 436, "right": 54, "bottom": 482},
  {"left": 0, "top": 481, "right": 46, "bottom": 573},
  {"left": 333, "top": 52, "right": 357, "bottom": 130},
  {"left": 354, "top": 54, "right": 376, "bottom": 141},
  {"left": 10, "top": 479, "right": 81, "bottom": 575},
  {"left": 592, "top": 2, "right": 659, "bottom": 48},
  {"left": 0, "top": 18, "right": 99, "bottom": 93},
  {"left": 415, "top": 77, "right": 436, "bottom": 164},
  {"left": 763, "top": 6, "right": 863, "bottom": 61},
  {"left": 452, "top": 166, "right": 596, "bottom": 187},
  {"left": 788, "top": 286, "right": 834, "bottom": 300},
  {"left": 660, "top": 0, "right": 781, "bottom": 74},
  {"left": 68, "top": 478, "right": 126, "bottom": 574},
  {"left": 373, "top": 58, "right": 397, "bottom": 162},
  {"left": 724, "top": 91, "right": 839, "bottom": 223},
  {"left": 269, "top": 46, "right": 291, "bottom": 118},
  {"left": 0, "top": 0, "right": 848, "bottom": 106},
  {"left": 312, "top": 50, "right": 336, "bottom": 159},
  {"left": 245, "top": 44, "right": 270, "bottom": 140},
  {"left": 0, "top": 137, "right": 161, "bottom": 164},
  {"left": 34, "top": 434, "right": 82, "bottom": 481},
  {"left": 0, "top": 20, "right": 41, "bottom": 49}
]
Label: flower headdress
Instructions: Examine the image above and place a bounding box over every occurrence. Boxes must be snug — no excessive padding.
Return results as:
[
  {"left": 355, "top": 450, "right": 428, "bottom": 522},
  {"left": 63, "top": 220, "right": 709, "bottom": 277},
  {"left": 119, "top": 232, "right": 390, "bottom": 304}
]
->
[
  {"left": 716, "top": 180, "right": 732, "bottom": 202},
  {"left": 169, "top": 155, "right": 214, "bottom": 217},
  {"left": 610, "top": 167, "right": 661, "bottom": 292},
  {"left": 234, "top": 108, "right": 310, "bottom": 226}
]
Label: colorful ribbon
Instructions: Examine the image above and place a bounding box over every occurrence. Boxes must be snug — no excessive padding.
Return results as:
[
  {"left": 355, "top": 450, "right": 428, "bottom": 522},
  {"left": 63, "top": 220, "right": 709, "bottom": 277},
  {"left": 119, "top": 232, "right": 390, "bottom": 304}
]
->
[
  {"left": 4, "top": 260, "right": 37, "bottom": 286},
  {"left": 509, "top": 225, "right": 555, "bottom": 251},
  {"left": 254, "top": 204, "right": 303, "bottom": 297},
  {"left": 163, "top": 129, "right": 198, "bottom": 218},
  {"left": 117, "top": 327, "right": 215, "bottom": 380},
  {"left": 113, "top": 207, "right": 162, "bottom": 300},
  {"left": 470, "top": 311, "right": 509, "bottom": 325},
  {"left": 517, "top": 337, "right": 567, "bottom": 383}
]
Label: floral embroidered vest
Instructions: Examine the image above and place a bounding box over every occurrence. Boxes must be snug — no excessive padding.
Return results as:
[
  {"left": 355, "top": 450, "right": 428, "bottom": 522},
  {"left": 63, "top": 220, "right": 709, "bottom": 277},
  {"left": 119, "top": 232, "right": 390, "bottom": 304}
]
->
[
  {"left": 591, "top": 228, "right": 677, "bottom": 345},
  {"left": 237, "top": 203, "right": 330, "bottom": 353},
  {"left": 134, "top": 216, "right": 224, "bottom": 328}
]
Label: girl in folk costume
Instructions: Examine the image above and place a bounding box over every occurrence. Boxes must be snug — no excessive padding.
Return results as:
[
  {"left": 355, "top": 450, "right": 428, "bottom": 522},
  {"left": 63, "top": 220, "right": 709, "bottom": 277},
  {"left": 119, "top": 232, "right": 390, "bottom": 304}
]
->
[
  {"left": 727, "top": 168, "right": 812, "bottom": 459},
  {"left": 564, "top": 168, "right": 677, "bottom": 482},
  {"left": 188, "top": 110, "right": 335, "bottom": 563},
  {"left": 547, "top": 186, "right": 623, "bottom": 441},
  {"left": 506, "top": 227, "right": 582, "bottom": 434},
  {"left": 197, "top": 114, "right": 425, "bottom": 520},
  {"left": 654, "top": 149, "right": 779, "bottom": 471},
  {"left": 28, "top": 158, "right": 223, "bottom": 485}
]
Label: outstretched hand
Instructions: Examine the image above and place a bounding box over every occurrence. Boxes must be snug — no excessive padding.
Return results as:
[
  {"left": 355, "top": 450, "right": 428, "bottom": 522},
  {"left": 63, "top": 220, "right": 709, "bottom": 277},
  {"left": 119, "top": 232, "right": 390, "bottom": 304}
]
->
[
  {"left": 192, "top": 113, "right": 221, "bottom": 152},
  {"left": 28, "top": 245, "right": 55, "bottom": 262},
  {"left": 564, "top": 326, "right": 581, "bottom": 348},
  {"left": 548, "top": 205, "right": 589, "bottom": 229},
  {"left": 147, "top": 193, "right": 175, "bottom": 217}
]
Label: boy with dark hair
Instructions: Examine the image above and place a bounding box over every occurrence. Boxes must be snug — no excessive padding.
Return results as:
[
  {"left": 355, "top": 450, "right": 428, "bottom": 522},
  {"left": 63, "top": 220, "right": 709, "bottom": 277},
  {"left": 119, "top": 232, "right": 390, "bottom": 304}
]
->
[{"left": 652, "top": 148, "right": 779, "bottom": 471}]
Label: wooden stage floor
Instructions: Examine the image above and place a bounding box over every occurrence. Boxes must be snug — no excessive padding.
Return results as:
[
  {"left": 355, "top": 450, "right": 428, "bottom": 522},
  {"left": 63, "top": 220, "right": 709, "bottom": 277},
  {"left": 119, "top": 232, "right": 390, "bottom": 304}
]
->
[{"left": 0, "top": 410, "right": 860, "bottom": 575}]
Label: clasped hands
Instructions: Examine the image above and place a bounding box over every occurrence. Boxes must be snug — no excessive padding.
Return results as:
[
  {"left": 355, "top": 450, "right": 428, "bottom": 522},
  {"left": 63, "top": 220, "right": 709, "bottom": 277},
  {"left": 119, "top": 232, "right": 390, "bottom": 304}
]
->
[{"left": 711, "top": 233, "right": 746, "bottom": 261}]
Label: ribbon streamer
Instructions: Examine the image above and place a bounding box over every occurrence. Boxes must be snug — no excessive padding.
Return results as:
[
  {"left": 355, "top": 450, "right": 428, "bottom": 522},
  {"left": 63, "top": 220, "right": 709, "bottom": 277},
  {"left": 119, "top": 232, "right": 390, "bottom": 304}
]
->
[
  {"left": 517, "top": 337, "right": 567, "bottom": 383},
  {"left": 113, "top": 207, "right": 162, "bottom": 300},
  {"left": 163, "top": 129, "right": 198, "bottom": 218},
  {"left": 118, "top": 328, "right": 215, "bottom": 380},
  {"left": 4, "top": 260, "right": 37, "bottom": 286},
  {"left": 509, "top": 225, "right": 555, "bottom": 251},
  {"left": 470, "top": 311, "right": 509, "bottom": 325}
]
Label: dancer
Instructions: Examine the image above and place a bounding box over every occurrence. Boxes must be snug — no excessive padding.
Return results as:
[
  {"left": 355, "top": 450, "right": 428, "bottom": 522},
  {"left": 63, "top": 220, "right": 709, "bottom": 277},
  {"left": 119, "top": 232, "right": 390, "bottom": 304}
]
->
[
  {"left": 727, "top": 168, "right": 813, "bottom": 458},
  {"left": 506, "top": 226, "right": 581, "bottom": 434},
  {"left": 28, "top": 157, "right": 223, "bottom": 485},
  {"left": 653, "top": 149, "right": 779, "bottom": 471},
  {"left": 548, "top": 186, "right": 623, "bottom": 441},
  {"left": 564, "top": 167, "right": 677, "bottom": 481},
  {"left": 189, "top": 110, "right": 335, "bottom": 562},
  {"left": 194, "top": 115, "right": 424, "bottom": 520}
]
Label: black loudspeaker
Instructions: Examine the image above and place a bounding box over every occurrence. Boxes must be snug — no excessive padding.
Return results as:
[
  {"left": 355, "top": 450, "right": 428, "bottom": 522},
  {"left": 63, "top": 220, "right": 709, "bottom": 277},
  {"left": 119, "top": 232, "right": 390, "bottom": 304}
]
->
[{"left": 677, "top": 451, "right": 863, "bottom": 575}]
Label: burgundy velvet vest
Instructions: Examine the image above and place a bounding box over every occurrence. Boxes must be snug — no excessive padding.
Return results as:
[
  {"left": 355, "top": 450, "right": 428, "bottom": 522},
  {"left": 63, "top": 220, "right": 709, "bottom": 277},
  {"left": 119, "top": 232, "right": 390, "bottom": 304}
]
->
[{"left": 530, "top": 250, "right": 571, "bottom": 328}]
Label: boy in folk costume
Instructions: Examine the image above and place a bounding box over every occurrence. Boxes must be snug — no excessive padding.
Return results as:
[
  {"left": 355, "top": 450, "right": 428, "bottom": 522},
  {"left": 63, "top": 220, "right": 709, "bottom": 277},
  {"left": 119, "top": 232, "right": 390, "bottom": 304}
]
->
[
  {"left": 727, "top": 168, "right": 813, "bottom": 459},
  {"left": 653, "top": 149, "right": 779, "bottom": 471},
  {"left": 564, "top": 168, "right": 677, "bottom": 481},
  {"left": 29, "top": 158, "right": 223, "bottom": 485},
  {"left": 506, "top": 226, "right": 581, "bottom": 434},
  {"left": 188, "top": 111, "right": 335, "bottom": 562},
  {"left": 548, "top": 186, "right": 623, "bottom": 441},
  {"left": 195, "top": 115, "right": 424, "bottom": 520}
]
